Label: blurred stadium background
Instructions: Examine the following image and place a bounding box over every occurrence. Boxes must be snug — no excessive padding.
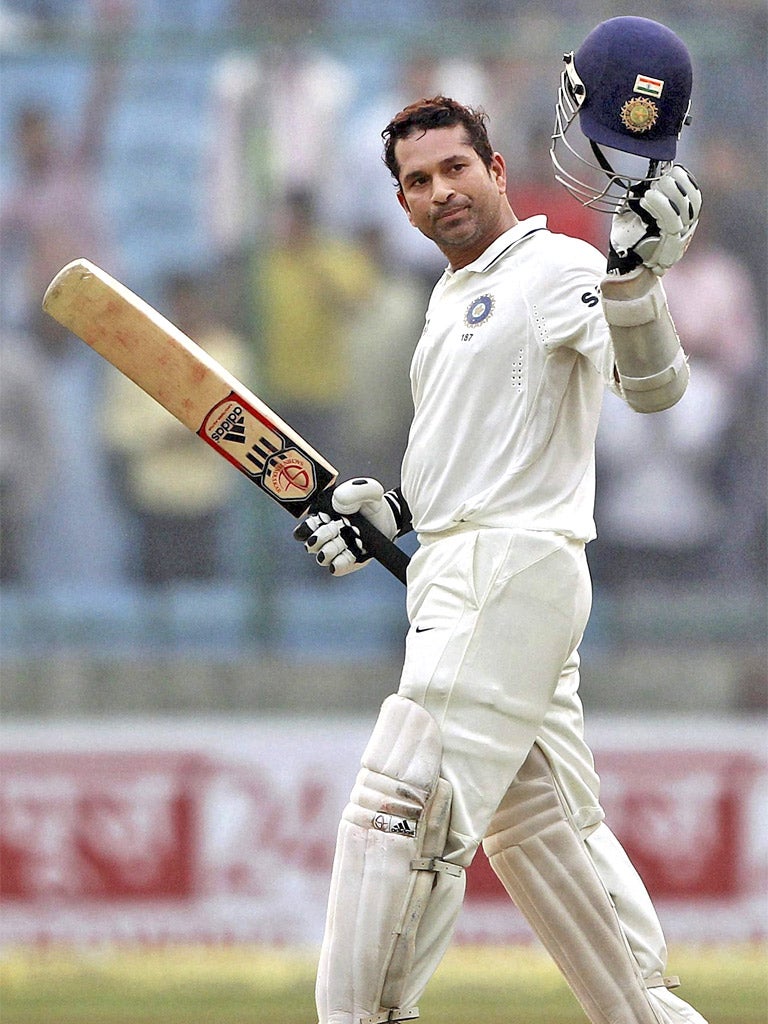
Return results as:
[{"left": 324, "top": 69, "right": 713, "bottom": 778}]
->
[{"left": 1, "top": 1, "right": 766, "bottom": 1021}]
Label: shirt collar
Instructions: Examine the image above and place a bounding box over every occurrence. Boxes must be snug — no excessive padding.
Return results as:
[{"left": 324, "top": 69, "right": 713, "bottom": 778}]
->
[{"left": 449, "top": 215, "right": 548, "bottom": 275}]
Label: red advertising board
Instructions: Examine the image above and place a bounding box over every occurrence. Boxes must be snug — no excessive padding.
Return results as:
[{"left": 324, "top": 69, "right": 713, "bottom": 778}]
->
[
  {"left": 0, "top": 752, "right": 206, "bottom": 902},
  {"left": 0, "top": 720, "right": 765, "bottom": 945},
  {"left": 593, "top": 750, "right": 756, "bottom": 900}
]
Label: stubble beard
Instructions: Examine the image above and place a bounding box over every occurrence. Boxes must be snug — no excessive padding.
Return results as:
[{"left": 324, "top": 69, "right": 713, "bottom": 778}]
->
[
  {"left": 430, "top": 197, "right": 504, "bottom": 263},
  {"left": 430, "top": 204, "right": 481, "bottom": 251}
]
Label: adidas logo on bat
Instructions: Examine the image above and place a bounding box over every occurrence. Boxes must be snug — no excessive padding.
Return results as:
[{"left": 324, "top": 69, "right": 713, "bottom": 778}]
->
[{"left": 210, "top": 406, "right": 247, "bottom": 444}]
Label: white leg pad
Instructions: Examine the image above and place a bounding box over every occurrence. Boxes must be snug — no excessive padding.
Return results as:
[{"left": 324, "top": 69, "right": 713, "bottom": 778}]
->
[
  {"left": 483, "top": 744, "right": 707, "bottom": 1024},
  {"left": 584, "top": 826, "right": 707, "bottom": 1023},
  {"left": 316, "top": 695, "right": 465, "bottom": 1024}
]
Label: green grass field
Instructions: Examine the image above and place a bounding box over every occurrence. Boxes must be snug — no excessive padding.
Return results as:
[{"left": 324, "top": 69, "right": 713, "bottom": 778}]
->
[{"left": 1, "top": 944, "right": 765, "bottom": 1023}]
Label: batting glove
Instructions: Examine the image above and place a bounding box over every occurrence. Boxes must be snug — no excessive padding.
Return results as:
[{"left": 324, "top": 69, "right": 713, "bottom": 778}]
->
[
  {"left": 294, "top": 478, "right": 407, "bottom": 576},
  {"left": 608, "top": 165, "right": 702, "bottom": 276}
]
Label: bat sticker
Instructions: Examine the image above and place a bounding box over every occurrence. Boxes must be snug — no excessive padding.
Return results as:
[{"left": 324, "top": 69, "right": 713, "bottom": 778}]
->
[{"left": 199, "top": 392, "right": 333, "bottom": 508}]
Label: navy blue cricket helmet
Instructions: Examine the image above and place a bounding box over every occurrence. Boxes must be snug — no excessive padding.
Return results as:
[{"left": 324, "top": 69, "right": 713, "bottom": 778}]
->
[
  {"left": 551, "top": 16, "right": 694, "bottom": 211},
  {"left": 574, "top": 16, "right": 693, "bottom": 161}
]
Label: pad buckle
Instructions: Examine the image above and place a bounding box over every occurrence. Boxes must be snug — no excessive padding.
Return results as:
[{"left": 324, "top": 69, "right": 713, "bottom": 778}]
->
[
  {"left": 646, "top": 973, "right": 681, "bottom": 990},
  {"left": 361, "top": 1008, "right": 419, "bottom": 1023},
  {"left": 410, "top": 857, "right": 464, "bottom": 877}
]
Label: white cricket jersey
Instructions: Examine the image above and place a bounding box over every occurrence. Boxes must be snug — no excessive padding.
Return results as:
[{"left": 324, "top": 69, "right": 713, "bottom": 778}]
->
[{"left": 401, "top": 216, "right": 618, "bottom": 543}]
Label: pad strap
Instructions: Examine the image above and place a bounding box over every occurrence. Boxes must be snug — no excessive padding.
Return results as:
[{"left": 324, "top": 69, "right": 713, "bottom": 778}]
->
[
  {"left": 361, "top": 1010, "right": 419, "bottom": 1024},
  {"left": 617, "top": 348, "right": 688, "bottom": 394},
  {"left": 646, "top": 974, "right": 681, "bottom": 990},
  {"left": 410, "top": 857, "right": 464, "bottom": 877}
]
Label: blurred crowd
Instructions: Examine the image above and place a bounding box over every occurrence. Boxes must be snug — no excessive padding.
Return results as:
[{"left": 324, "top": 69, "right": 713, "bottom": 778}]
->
[{"left": 1, "top": 0, "right": 766, "bottom": 607}]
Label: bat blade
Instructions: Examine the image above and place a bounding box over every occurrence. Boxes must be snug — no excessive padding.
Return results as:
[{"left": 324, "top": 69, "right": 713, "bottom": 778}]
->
[{"left": 43, "top": 259, "right": 409, "bottom": 583}]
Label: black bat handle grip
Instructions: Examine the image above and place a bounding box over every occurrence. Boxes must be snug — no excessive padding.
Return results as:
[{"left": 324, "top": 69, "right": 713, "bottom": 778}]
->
[
  {"left": 311, "top": 490, "right": 410, "bottom": 586},
  {"left": 348, "top": 511, "right": 410, "bottom": 585}
]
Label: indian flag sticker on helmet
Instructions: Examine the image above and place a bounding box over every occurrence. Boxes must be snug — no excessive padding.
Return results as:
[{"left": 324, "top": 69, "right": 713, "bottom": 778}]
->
[
  {"left": 620, "top": 96, "right": 659, "bottom": 133},
  {"left": 633, "top": 74, "right": 665, "bottom": 98}
]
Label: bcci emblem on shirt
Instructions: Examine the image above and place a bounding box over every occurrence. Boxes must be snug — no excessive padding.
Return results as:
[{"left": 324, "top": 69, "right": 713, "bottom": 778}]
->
[{"left": 464, "top": 293, "right": 495, "bottom": 328}]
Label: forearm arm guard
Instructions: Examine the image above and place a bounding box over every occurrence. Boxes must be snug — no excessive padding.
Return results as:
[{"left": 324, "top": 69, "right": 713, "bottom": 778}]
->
[{"left": 601, "top": 267, "right": 689, "bottom": 413}]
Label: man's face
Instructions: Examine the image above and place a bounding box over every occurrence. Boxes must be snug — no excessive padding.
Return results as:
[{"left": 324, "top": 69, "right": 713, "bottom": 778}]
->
[{"left": 395, "top": 124, "right": 511, "bottom": 268}]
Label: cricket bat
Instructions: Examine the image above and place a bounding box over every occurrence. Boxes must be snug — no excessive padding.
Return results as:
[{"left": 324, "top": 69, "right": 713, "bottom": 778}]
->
[{"left": 42, "top": 259, "right": 409, "bottom": 584}]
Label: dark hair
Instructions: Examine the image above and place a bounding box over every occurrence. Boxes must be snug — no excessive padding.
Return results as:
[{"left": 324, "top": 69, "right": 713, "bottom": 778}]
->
[{"left": 381, "top": 96, "right": 494, "bottom": 190}]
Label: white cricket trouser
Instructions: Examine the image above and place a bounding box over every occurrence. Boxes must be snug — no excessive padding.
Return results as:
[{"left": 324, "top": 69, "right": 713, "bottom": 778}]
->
[{"left": 400, "top": 525, "right": 600, "bottom": 866}]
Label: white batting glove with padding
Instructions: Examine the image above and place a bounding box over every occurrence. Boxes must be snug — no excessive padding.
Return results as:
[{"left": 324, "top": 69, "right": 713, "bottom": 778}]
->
[
  {"left": 608, "top": 165, "right": 702, "bottom": 276},
  {"left": 294, "top": 478, "right": 400, "bottom": 576}
]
